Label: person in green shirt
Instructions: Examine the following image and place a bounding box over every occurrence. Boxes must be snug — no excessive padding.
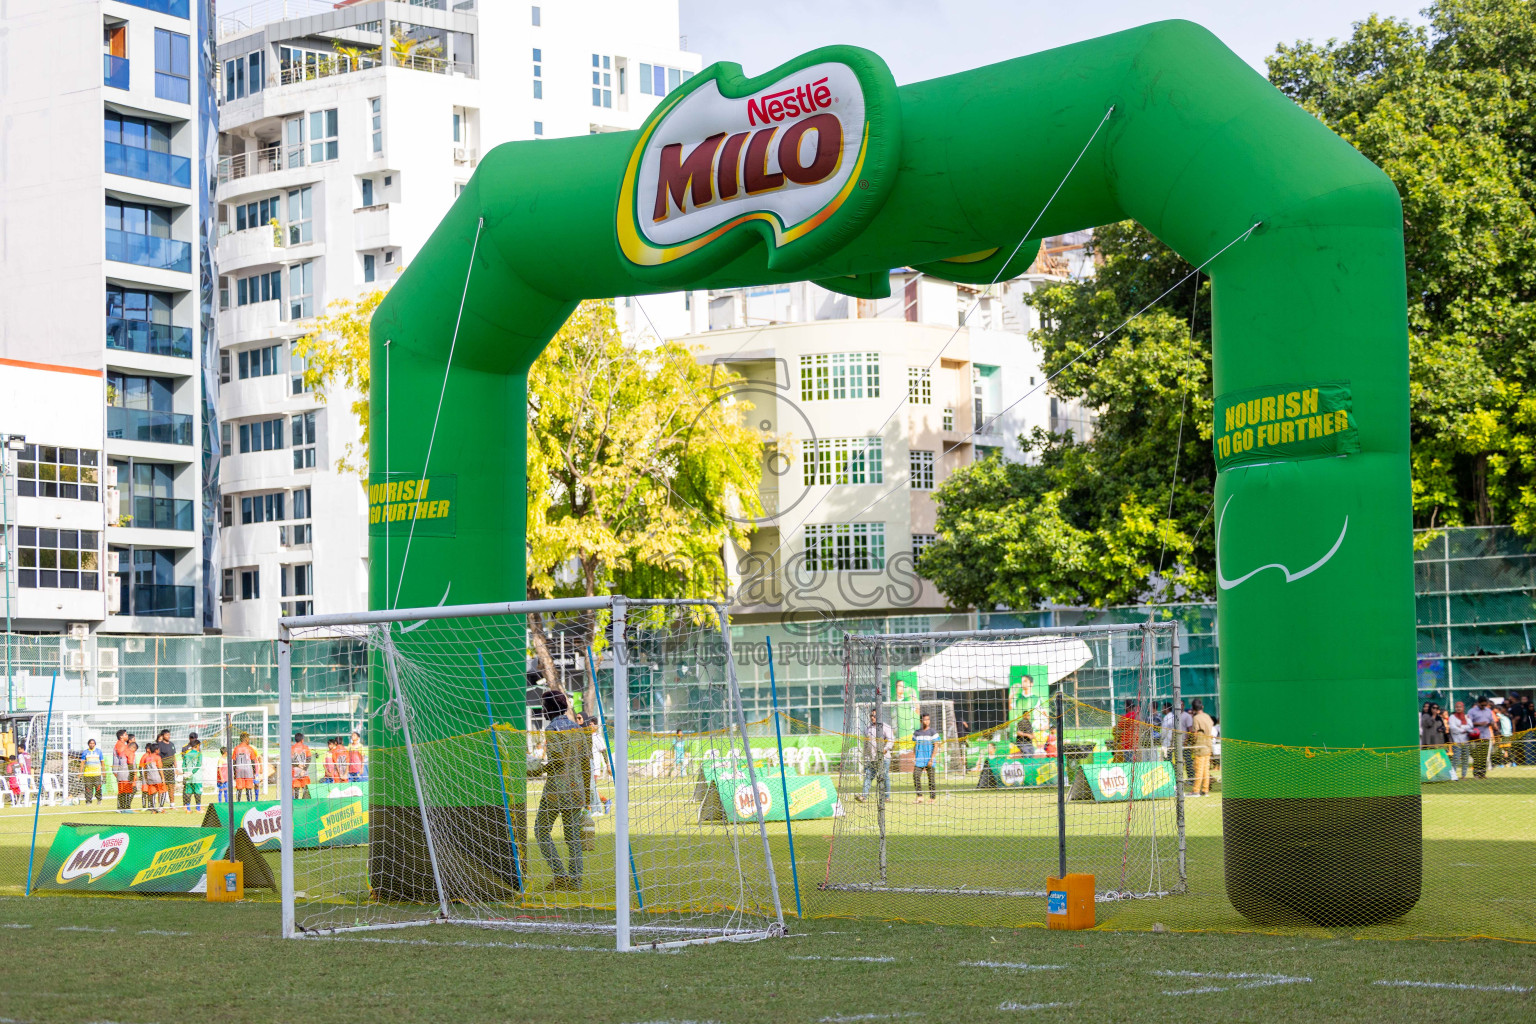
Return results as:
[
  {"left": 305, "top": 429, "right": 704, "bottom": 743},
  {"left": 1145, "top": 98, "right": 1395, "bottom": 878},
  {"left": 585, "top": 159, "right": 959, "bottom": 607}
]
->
[
  {"left": 180, "top": 736, "right": 205, "bottom": 811},
  {"left": 891, "top": 679, "right": 921, "bottom": 745}
]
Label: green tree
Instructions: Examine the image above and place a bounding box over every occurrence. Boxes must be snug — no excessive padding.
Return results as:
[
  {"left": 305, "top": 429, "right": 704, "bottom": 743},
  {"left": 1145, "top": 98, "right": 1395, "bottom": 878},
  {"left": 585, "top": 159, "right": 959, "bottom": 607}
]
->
[
  {"left": 922, "top": 0, "right": 1536, "bottom": 610},
  {"left": 525, "top": 301, "right": 765, "bottom": 697}
]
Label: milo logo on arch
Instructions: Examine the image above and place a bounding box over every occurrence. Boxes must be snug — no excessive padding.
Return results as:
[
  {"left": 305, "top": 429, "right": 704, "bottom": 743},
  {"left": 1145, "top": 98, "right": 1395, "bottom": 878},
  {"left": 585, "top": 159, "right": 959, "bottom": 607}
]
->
[
  {"left": 57, "top": 831, "right": 129, "bottom": 884},
  {"left": 733, "top": 781, "right": 772, "bottom": 819},
  {"left": 617, "top": 46, "right": 900, "bottom": 275},
  {"left": 242, "top": 806, "right": 283, "bottom": 846},
  {"left": 1096, "top": 765, "right": 1130, "bottom": 799}
]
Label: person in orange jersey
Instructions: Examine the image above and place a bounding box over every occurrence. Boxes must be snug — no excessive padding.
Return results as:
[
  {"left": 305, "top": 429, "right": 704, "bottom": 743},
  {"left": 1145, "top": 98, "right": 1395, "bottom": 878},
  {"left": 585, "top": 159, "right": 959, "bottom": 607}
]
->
[
  {"left": 291, "top": 731, "right": 312, "bottom": 799},
  {"left": 232, "top": 732, "right": 259, "bottom": 802},
  {"left": 139, "top": 744, "right": 166, "bottom": 812}
]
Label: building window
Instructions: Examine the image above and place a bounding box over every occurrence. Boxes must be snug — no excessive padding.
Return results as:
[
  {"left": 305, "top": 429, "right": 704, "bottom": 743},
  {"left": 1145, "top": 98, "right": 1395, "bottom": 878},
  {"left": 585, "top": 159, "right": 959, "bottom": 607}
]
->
[
  {"left": 284, "top": 563, "right": 313, "bottom": 598},
  {"left": 15, "top": 528, "right": 100, "bottom": 591},
  {"left": 238, "top": 416, "right": 284, "bottom": 454},
  {"left": 238, "top": 344, "right": 282, "bottom": 379},
  {"left": 290, "top": 350, "right": 311, "bottom": 394},
  {"left": 221, "top": 494, "right": 233, "bottom": 528},
  {"left": 363, "top": 253, "right": 376, "bottom": 283},
  {"left": 640, "top": 64, "right": 693, "bottom": 97},
  {"left": 974, "top": 364, "right": 1000, "bottom": 430},
  {"left": 910, "top": 449, "right": 935, "bottom": 490},
  {"left": 288, "top": 260, "right": 314, "bottom": 319},
  {"left": 235, "top": 270, "right": 281, "bottom": 307},
  {"left": 222, "top": 567, "right": 234, "bottom": 601},
  {"left": 240, "top": 568, "right": 260, "bottom": 600},
  {"left": 802, "top": 437, "right": 883, "bottom": 486},
  {"left": 286, "top": 186, "right": 313, "bottom": 245},
  {"left": 285, "top": 115, "right": 305, "bottom": 168},
  {"left": 907, "top": 366, "right": 932, "bottom": 405},
  {"left": 533, "top": 80, "right": 543, "bottom": 99},
  {"left": 368, "top": 97, "right": 382, "bottom": 154},
  {"left": 799, "top": 352, "right": 880, "bottom": 402},
  {"left": 220, "top": 423, "right": 231, "bottom": 456},
  {"left": 531, "top": 5, "right": 540, "bottom": 26},
  {"left": 105, "top": 198, "right": 172, "bottom": 239},
  {"left": 308, "top": 108, "right": 339, "bottom": 163},
  {"left": 293, "top": 486, "right": 312, "bottom": 520},
  {"left": 234, "top": 195, "right": 280, "bottom": 233},
  {"left": 240, "top": 491, "right": 286, "bottom": 524},
  {"left": 154, "top": 29, "right": 190, "bottom": 103},
  {"left": 292, "top": 411, "right": 317, "bottom": 469},
  {"left": 943, "top": 407, "right": 954, "bottom": 431},
  {"left": 15, "top": 445, "right": 100, "bottom": 501},
  {"left": 804, "top": 522, "right": 885, "bottom": 573},
  {"left": 912, "top": 533, "right": 937, "bottom": 559},
  {"left": 248, "top": 50, "right": 262, "bottom": 95},
  {"left": 533, "top": 121, "right": 543, "bottom": 136},
  {"left": 104, "top": 111, "right": 173, "bottom": 157}
]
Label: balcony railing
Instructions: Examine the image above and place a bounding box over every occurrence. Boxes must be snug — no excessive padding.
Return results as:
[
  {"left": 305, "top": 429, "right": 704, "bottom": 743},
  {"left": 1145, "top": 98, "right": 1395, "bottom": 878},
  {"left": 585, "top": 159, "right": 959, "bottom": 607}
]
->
[
  {"left": 126, "top": 496, "right": 195, "bottom": 531},
  {"left": 106, "top": 317, "right": 193, "bottom": 359},
  {"left": 130, "top": 583, "right": 195, "bottom": 618},
  {"left": 103, "top": 54, "right": 129, "bottom": 90},
  {"left": 107, "top": 407, "right": 194, "bottom": 446},
  {"left": 106, "top": 229, "right": 192, "bottom": 274},
  {"left": 106, "top": 141, "right": 192, "bottom": 188},
  {"left": 271, "top": 53, "right": 470, "bottom": 88},
  {"left": 120, "top": 0, "right": 190, "bottom": 17},
  {"left": 216, "top": 147, "right": 282, "bottom": 184}
]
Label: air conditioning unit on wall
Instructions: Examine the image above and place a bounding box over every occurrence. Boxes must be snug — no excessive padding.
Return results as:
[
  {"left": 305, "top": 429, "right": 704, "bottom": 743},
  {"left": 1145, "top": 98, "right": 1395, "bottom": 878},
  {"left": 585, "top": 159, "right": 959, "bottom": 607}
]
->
[
  {"left": 98, "top": 674, "right": 120, "bottom": 704},
  {"left": 98, "top": 648, "right": 119, "bottom": 673}
]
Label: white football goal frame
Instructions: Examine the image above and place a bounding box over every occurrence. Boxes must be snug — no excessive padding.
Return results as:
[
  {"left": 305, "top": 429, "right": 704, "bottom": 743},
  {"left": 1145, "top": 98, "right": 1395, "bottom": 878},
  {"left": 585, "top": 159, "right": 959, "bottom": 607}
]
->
[{"left": 276, "top": 595, "right": 785, "bottom": 951}]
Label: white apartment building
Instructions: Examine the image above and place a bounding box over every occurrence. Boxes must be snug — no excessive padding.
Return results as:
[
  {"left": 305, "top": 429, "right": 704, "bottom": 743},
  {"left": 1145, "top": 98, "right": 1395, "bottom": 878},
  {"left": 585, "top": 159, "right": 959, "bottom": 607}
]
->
[
  {"left": 681, "top": 264, "right": 1091, "bottom": 625},
  {"left": 211, "top": 0, "right": 701, "bottom": 637},
  {"left": 0, "top": 0, "right": 219, "bottom": 660}
]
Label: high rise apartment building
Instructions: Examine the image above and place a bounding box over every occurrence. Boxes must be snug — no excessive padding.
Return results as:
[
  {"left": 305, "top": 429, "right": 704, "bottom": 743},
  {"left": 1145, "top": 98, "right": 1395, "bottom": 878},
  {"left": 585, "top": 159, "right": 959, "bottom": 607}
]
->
[
  {"left": 0, "top": 0, "right": 219, "bottom": 651},
  {"left": 211, "top": 0, "right": 700, "bottom": 636}
]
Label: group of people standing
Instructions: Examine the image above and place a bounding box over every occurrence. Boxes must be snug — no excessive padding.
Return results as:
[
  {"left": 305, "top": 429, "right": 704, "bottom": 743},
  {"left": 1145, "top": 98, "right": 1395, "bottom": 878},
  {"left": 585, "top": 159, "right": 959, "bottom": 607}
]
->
[
  {"left": 1420, "top": 694, "right": 1535, "bottom": 778},
  {"left": 105, "top": 729, "right": 207, "bottom": 813},
  {"left": 288, "top": 731, "right": 367, "bottom": 798}
]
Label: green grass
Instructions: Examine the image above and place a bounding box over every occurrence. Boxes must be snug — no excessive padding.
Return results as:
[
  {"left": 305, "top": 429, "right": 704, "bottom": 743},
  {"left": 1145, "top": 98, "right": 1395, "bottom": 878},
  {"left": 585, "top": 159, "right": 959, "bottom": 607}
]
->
[
  {"left": 0, "top": 893, "right": 1532, "bottom": 1024},
  {"left": 0, "top": 770, "right": 1531, "bottom": 1022}
]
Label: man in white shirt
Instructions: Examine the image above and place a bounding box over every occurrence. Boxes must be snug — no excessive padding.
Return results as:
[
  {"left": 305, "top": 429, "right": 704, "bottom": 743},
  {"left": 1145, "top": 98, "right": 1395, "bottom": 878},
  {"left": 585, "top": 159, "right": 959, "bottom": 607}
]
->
[
  {"left": 854, "top": 709, "right": 894, "bottom": 804},
  {"left": 1467, "top": 696, "right": 1496, "bottom": 779},
  {"left": 1448, "top": 701, "right": 1475, "bottom": 778}
]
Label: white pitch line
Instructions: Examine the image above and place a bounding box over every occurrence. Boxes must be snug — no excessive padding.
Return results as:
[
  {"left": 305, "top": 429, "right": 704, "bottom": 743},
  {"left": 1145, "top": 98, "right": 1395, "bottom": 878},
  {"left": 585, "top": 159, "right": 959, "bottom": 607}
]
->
[
  {"left": 312, "top": 935, "right": 608, "bottom": 953},
  {"left": 792, "top": 955, "right": 899, "bottom": 963},
  {"left": 1, "top": 923, "right": 32, "bottom": 929},
  {"left": 962, "top": 961, "right": 1066, "bottom": 971},
  {"left": 1374, "top": 980, "right": 1533, "bottom": 993},
  {"left": 818, "top": 1014, "right": 922, "bottom": 1023},
  {"left": 1152, "top": 970, "right": 1311, "bottom": 996},
  {"left": 137, "top": 929, "right": 190, "bottom": 936},
  {"left": 55, "top": 926, "right": 116, "bottom": 934},
  {"left": 998, "top": 1002, "right": 1077, "bottom": 1013}
]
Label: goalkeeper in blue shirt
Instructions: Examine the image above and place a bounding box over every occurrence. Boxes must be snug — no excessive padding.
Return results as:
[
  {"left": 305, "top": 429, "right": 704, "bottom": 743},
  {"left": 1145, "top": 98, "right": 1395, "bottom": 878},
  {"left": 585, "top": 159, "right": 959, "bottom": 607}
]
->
[{"left": 912, "top": 712, "right": 940, "bottom": 802}]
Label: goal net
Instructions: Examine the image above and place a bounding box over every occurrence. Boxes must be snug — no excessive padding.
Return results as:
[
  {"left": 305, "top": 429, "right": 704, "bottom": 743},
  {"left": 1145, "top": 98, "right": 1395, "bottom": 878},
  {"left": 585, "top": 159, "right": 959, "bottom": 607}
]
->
[
  {"left": 277, "top": 597, "right": 784, "bottom": 950},
  {"left": 820, "top": 623, "right": 1185, "bottom": 924}
]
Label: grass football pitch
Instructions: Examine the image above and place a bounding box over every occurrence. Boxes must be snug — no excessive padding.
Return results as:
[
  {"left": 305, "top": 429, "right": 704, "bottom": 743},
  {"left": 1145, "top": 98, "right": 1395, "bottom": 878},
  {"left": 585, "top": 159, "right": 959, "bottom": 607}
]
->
[{"left": 0, "top": 771, "right": 1532, "bottom": 1022}]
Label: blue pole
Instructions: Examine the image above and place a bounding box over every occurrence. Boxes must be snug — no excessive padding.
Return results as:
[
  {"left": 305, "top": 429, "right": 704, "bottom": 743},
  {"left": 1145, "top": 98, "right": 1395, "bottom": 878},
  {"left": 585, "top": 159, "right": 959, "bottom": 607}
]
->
[
  {"left": 478, "top": 649, "right": 523, "bottom": 891},
  {"left": 585, "top": 646, "right": 644, "bottom": 911},
  {"left": 765, "top": 636, "right": 803, "bottom": 919},
  {"left": 25, "top": 669, "right": 58, "bottom": 896}
]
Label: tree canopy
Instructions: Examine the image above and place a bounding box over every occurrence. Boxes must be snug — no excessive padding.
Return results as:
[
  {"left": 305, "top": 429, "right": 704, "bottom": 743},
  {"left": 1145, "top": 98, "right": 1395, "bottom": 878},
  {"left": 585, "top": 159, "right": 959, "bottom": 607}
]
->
[{"left": 919, "top": 0, "right": 1536, "bottom": 610}]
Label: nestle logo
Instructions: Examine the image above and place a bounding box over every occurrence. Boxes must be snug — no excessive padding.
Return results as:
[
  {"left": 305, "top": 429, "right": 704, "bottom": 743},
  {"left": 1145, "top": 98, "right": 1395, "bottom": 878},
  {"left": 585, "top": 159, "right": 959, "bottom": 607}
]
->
[{"left": 747, "top": 77, "right": 832, "bottom": 126}]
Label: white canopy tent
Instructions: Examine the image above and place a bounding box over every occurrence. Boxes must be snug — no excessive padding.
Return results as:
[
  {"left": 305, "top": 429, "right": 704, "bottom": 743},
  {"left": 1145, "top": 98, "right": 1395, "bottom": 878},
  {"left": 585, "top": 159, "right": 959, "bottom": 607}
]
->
[{"left": 910, "top": 636, "right": 1095, "bottom": 692}]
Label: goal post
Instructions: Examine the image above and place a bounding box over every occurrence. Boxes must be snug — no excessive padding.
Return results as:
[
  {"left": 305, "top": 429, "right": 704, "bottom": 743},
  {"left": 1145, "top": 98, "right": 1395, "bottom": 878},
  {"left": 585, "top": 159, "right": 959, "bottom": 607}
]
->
[
  {"left": 277, "top": 596, "right": 785, "bottom": 950},
  {"left": 822, "top": 621, "right": 1186, "bottom": 921}
]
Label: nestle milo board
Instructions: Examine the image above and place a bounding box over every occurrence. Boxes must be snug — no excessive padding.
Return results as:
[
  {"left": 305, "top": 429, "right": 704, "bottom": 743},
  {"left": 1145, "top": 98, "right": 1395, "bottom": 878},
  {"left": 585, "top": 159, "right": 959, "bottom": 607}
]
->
[
  {"left": 203, "top": 797, "right": 369, "bottom": 851},
  {"left": 1069, "top": 761, "right": 1178, "bottom": 802},
  {"left": 37, "top": 823, "right": 273, "bottom": 894}
]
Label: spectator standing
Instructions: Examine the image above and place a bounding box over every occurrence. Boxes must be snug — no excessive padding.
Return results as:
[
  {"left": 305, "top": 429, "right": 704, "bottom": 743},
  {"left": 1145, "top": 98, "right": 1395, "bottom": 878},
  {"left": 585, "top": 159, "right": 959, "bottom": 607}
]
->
[
  {"left": 1113, "top": 700, "right": 1141, "bottom": 763},
  {"left": 1420, "top": 703, "right": 1438, "bottom": 748},
  {"left": 3, "top": 756, "right": 20, "bottom": 802},
  {"left": 232, "top": 732, "right": 259, "bottom": 802},
  {"left": 912, "top": 712, "right": 940, "bottom": 802},
  {"left": 1424, "top": 703, "right": 1450, "bottom": 749},
  {"left": 1448, "top": 701, "right": 1475, "bottom": 777},
  {"left": 1467, "top": 697, "right": 1495, "bottom": 779},
  {"left": 324, "top": 738, "right": 345, "bottom": 783},
  {"left": 670, "top": 729, "right": 687, "bottom": 778},
  {"left": 216, "top": 748, "right": 229, "bottom": 804},
  {"left": 139, "top": 743, "right": 164, "bottom": 812},
  {"left": 348, "top": 731, "right": 367, "bottom": 781},
  {"left": 79, "top": 738, "right": 105, "bottom": 805},
  {"left": 291, "top": 732, "right": 312, "bottom": 799},
  {"left": 155, "top": 729, "right": 177, "bottom": 808},
  {"left": 113, "top": 735, "right": 134, "bottom": 812},
  {"left": 531, "top": 690, "right": 585, "bottom": 891},
  {"left": 854, "top": 709, "right": 894, "bottom": 803},
  {"left": 1188, "top": 700, "right": 1215, "bottom": 797},
  {"left": 181, "top": 737, "right": 204, "bottom": 811}
]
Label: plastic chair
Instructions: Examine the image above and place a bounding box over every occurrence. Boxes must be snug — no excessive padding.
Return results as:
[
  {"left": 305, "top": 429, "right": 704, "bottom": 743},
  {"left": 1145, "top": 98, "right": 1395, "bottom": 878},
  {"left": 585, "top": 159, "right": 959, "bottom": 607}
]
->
[{"left": 41, "top": 773, "right": 64, "bottom": 807}]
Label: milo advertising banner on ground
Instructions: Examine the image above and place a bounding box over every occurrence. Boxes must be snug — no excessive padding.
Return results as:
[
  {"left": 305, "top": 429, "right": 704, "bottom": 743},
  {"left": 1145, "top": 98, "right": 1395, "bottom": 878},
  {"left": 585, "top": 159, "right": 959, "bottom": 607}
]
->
[
  {"left": 1420, "top": 748, "right": 1459, "bottom": 783},
  {"left": 1069, "top": 761, "right": 1178, "bottom": 802},
  {"left": 203, "top": 795, "right": 368, "bottom": 851},
  {"left": 978, "top": 755, "right": 1059, "bottom": 789},
  {"left": 698, "top": 772, "right": 841, "bottom": 823},
  {"left": 36, "top": 823, "right": 273, "bottom": 894}
]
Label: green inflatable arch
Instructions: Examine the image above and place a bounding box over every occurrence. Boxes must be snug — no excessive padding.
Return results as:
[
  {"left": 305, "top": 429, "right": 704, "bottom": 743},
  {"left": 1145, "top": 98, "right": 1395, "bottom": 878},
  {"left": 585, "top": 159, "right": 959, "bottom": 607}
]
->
[{"left": 368, "top": 20, "right": 1415, "bottom": 927}]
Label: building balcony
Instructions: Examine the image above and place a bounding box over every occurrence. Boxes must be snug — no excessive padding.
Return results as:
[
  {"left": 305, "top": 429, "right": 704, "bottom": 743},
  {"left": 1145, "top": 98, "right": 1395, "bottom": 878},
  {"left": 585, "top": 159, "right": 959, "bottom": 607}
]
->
[
  {"left": 216, "top": 147, "right": 283, "bottom": 185},
  {"left": 106, "top": 317, "right": 193, "bottom": 359},
  {"left": 120, "top": 0, "right": 189, "bottom": 17},
  {"left": 106, "top": 229, "right": 192, "bottom": 274},
  {"left": 107, "top": 407, "right": 193, "bottom": 446},
  {"left": 129, "top": 583, "right": 195, "bottom": 618},
  {"left": 219, "top": 299, "right": 285, "bottom": 343},
  {"left": 123, "top": 496, "right": 194, "bottom": 531},
  {"left": 103, "top": 54, "right": 130, "bottom": 90},
  {"left": 217, "top": 226, "right": 287, "bottom": 275},
  {"left": 354, "top": 203, "right": 390, "bottom": 250},
  {"left": 105, "top": 141, "right": 192, "bottom": 189}
]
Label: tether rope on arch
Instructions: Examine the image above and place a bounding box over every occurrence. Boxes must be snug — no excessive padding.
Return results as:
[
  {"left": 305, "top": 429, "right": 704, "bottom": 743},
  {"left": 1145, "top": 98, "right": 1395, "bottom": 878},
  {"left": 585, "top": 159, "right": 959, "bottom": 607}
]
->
[{"left": 393, "top": 215, "right": 484, "bottom": 611}]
